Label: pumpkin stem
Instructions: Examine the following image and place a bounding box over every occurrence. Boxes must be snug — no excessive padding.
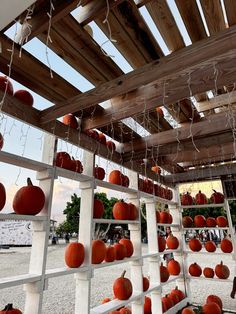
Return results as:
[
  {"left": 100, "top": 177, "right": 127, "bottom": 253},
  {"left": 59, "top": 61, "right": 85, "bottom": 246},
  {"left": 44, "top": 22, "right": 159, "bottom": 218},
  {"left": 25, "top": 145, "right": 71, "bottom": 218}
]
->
[
  {"left": 27, "top": 178, "right": 33, "bottom": 186},
  {"left": 213, "top": 189, "right": 217, "bottom": 193},
  {"left": 199, "top": 190, "right": 201, "bottom": 193},
  {"left": 4, "top": 304, "right": 13, "bottom": 310},
  {"left": 121, "top": 270, "right": 126, "bottom": 278}
]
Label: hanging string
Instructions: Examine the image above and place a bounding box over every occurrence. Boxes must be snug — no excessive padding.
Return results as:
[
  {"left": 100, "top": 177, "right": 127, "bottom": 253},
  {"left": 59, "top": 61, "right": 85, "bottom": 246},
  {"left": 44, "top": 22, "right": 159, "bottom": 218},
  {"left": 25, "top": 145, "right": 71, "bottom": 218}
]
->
[{"left": 45, "top": 0, "right": 55, "bottom": 78}]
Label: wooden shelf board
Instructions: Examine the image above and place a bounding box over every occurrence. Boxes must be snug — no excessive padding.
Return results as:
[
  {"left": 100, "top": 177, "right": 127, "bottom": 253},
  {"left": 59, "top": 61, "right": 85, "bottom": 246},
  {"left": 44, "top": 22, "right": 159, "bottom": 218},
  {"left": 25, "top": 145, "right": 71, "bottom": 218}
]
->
[
  {"left": 165, "top": 298, "right": 190, "bottom": 314},
  {"left": 181, "top": 203, "right": 225, "bottom": 208},
  {"left": 93, "top": 219, "right": 139, "bottom": 224},
  {"left": 92, "top": 256, "right": 140, "bottom": 270},
  {"left": 187, "top": 276, "right": 232, "bottom": 283},
  {"left": 45, "top": 266, "right": 88, "bottom": 279},
  {"left": 55, "top": 167, "right": 92, "bottom": 182},
  {"left": 140, "top": 191, "right": 177, "bottom": 205},
  {"left": 0, "top": 274, "right": 41, "bottom": 289},
  {"left": 160, "top": 275, "right": 183, "bottom": 287},
  {"left": 95, "top": 179, "right": 138, "bottom": 194},
  {"left": 0, "top": 213, "right": 48, "bottom": 221}
]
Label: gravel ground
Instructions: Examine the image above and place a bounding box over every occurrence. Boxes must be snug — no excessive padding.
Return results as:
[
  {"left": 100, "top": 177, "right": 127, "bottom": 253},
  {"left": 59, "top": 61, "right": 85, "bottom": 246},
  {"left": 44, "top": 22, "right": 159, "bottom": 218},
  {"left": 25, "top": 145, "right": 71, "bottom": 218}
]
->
[{"left": 0, "top": 243, "right": 235, "bottom": 313}]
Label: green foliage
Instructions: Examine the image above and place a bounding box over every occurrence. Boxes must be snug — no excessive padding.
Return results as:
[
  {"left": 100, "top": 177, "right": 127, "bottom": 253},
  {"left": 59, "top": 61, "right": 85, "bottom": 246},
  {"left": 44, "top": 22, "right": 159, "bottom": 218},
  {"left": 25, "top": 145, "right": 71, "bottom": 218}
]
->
[{"left": 55, "top": 221, "right": 74, "bottom": 236}]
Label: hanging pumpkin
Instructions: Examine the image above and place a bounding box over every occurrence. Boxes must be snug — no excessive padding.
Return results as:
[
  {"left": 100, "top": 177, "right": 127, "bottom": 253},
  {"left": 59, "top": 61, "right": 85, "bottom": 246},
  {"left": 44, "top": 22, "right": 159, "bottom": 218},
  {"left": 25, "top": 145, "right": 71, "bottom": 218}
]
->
[
  {"left": 0, "top": 182, "right": 6, "bottom": 211},
  {"left": 166, "top": 234, "right": 179, "bottom": 250},
  {"left": 162, "top": 295, "right": 174, "bottom": 312},
  {"left": 129, "top": 203, "right": 138, "bottom": 220},
  {"left": 203, "top": 267, "right": 214, "bottom": 278},
  {"left": 104, "top": 246, "right": 115, "bottom": 263},
  {"left": 143, "top": 276, "right": 149, "bottom": 291},
  {"left": 151, "top": 165, "right": 161, "bottom": 175},
  {"left": 70, "top": 157, "right": 83, "bottom": 173},
  {"left": 64, "top": 242, "right": 85, "bottom": 268},
  {"left": 156, "top": 106, "right": 164, "bottom": 117},
  {"left": 119, "top": 239, "right": 134, "bottom": 258},
  {"left": 182, "top": 308, "right": 195, "bottom": 314},
  {"left": 216, "top": 216, "right": 228, "bottom": 227},
  {"left": 215, "top": 261, "right": 230, "bottom": 279},
  {"left": 62, "top": 114, "right": 78, "bottom": 129},
  {"left": 181, "top": 192, "right": 193, "bottom": 205},
  {"left": 195, "top": 190, "right": 208, "bottom": 205},
  {"left": 158, "top": 235, "right": 166, "bottom": 252},
  {"left": 92, "top": 239, "right": 106, "bottom": 264},
  {"left": 206, "top": 295, "right": 223, "bottom": 310},
  {"left": 156, "top": 210, "right": 161, "bottom": 223},
  {"left": 55, "top": 152, "right": 71, "bottom": 169},
  {"left": 113, "top": 201, "right": 130, "bottom": 220},
  {"left": 160, "top": 262, "right": 170, "bottom": 282},
  {"left": 121, "top": 174, "right": 130, "bottom": 188},
  {"left": 220, "top": 238, "right": 233, "bottom": 253},
  {"left": 113, "top": 270, "right": 132, "bottom": 300},
  {"left": 189, "top": 238, "right": 202, "bottom": 252},
  {"left": 86, "top": 129, "right": 99, "bottom": 140},
  {"left": 210, "top": 190, "right": 224, "bottom": 204},
  {"left": 109, "top": 170, "right": 122, "bottom": 185},
  {"left": 106, "top": 140, "right": 116, "bottom": 151},
  {"left": 94, "top": 166, "right": 105, "bottom": 180},
  {"left": 0, "top": 76, "right": 14, "bottom": 95},
  {"left": 202, "top": 302, "right": 222, "bottom": 314},
  {"left": 194, "top": 215, "right": 206, "bottom": 227},
  {"left": 168, "top": 293, "right": 179, "bottom": 305},
  {"left": 13, "top": 178, "right": 45, "bottom": 215},
  {"left": 206, "top": 217, "right": 217, "bottom": 227},
  {"left": 114, "top": 243, "right": 127, "bottom": 260},
  {"left": 14, "top": 90, "right": 34, "bottom": 107},
  {"left": 93, "top": 197, "right": 104, "bottom": 219},
  {"left": 167, "top": 259, "right": 181, "bottom": 276},
  {"left": 0, "top": 304, "right": 22, "bottom": 314},
  {"left": 143, "top": 296, "right": 151, "bottom": 314},
  {"left": 189, "top": 262, "right": 202, "bottom": 277},
  {"left": 182, "top": 216, "right": 193, "bottom": 228},
  {"left": 98, "top": 133, "right": 106, "bottom": 144},
  {"left": 205, "top": 241, "right": 217, "bottom": 252},
  {"left": 170, "top": 287, "right": 185, "bottom": 301},
  {"left": 0, "top": 132, "right": 4, "bottom": 150}
]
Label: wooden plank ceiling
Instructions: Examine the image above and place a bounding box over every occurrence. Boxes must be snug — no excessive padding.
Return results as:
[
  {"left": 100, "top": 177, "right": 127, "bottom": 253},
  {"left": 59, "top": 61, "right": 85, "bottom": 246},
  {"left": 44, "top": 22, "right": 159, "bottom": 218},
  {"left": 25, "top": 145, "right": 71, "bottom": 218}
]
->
[{"left": 1, "top": 0, "right": 236, "bottom": 182}]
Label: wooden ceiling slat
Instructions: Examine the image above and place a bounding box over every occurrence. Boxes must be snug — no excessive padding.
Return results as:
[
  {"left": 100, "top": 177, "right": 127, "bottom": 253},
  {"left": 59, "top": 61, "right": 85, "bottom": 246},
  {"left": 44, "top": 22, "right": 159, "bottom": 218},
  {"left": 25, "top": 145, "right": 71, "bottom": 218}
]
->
[
  {"left": 200, "top": 0, "right": 226, "bottom": 34},
  {"left": 224, "top": 0, "right": 236, "bottom": 26}
]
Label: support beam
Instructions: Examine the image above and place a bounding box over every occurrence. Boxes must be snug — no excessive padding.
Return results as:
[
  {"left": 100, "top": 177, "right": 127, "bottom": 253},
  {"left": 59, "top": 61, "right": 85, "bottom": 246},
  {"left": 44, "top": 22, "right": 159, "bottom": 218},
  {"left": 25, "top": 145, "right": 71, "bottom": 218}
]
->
[
  {"left": 196, "top": 90, "right": 236, "bottom": 112},
  {"left": 40, "top": 24, "right": 236, "bottom": 124}
]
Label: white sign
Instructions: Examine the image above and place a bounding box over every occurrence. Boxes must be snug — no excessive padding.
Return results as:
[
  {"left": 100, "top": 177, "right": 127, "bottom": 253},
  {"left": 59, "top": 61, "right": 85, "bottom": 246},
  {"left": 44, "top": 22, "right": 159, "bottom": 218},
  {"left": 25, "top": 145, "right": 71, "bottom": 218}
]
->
[{"left": 0, "top": 220, "right": 32, "bottom": 245}]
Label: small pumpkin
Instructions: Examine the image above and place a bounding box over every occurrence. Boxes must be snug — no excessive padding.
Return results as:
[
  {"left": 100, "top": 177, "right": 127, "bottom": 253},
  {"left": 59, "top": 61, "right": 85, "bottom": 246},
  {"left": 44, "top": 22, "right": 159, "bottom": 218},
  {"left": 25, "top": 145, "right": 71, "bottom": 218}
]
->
[
  {"left": 121, "top": 174, "right": 129, "bottom": 188},
  {"left": 162, "top": 295, "right": 174, "bottom": 312},
  {"left": 0, "top": 304, "right": 22, "bottom": 314},
  {"left": 0, "top": 182, "right": 6, "bottom": 211},
  {"left": 151, "top": 165, "right": 161, "bottom": 175},
  {"left": 94, "top": 166, "right": 105, "bottom": 180},
  {"left": 167, "top": 212, "right": 173, "bottom": 224},
  {"left": 62, "top": 114, "right": 78, "bottom": 129},
  {"left": 181, "top": 192, "right": 193, "bottom": 205},
  {"left": 156, "top": 106, "right": 164, "bottom": 117},
  {"left": 129, "top": 203, "right": 138, "bottom": 220},
  {"left": 206, "top": 295, "right": 223, "bottom": 310},
  {"left": 143, "top": 296, "right": 151, "bottom": 314},
  {"left": 220, "top": 238, "right": 233, "bottom": 253},
  {"left": 114, "top": 243, "right": 127, "bottom": 260},
  {"left": 98, "top": 133, "right": 106, "bottom": 144},
  {"left": 210, "top": 189, "right": 224, "bottom": 204},
  {"left": 167, "top": 259, "right": 181, "bottom": 276},
  {"left": 158, "top": 235, "right": 166, "bottom": 252},
  {"left": 160, "top": 262, "right": 170, "bottom": 282},
  {"left": 119, "top": 308, "right": 132, "bottom": 314},
  {"left": 216, "top": 216, "right": 228, "bottom": 227},
  {"left": 113, "top": 270, "right": 132, "bottom": 300},
  {"left": 156, "top": 210, "right": 161, "bottom": 223},
  {"left": 215, "top": 261, "right": 230, "bottom": 279},
  {"left": 64, "top": 242, "right": 85, "bottom": 268},
  {"left": 55, "top": 152, "right": 71, "bottom": 169},
  {"left": 203, "top": 267, "right": 214, "bottom": 278},
  {"left": 166, "top": 234, "right": 179, "bottom": 250},
  {"left": 13, "top": 178, "right": 45, "bottom": 215},
  {"left": 143, "top": 276, "right": 149, "bottom": 292},
  {"left": 195, "top": 190, "right": 208, "bottom": 205},
  {"left": 14, "top": 89, "right": 34, "bottom": 107},
  {"left": 202, "top": 302, "right": 222, "bottom": 314},
  {"left": 109, "top": 170, "right": 122, "bottom": 185},
  {"left": 86, "top": 129, "right": 99, "bottom": 140},
  {"left": 101, "top": 297, "right": 111, "bottom": 304},
  {"left": 194, "top": 215, "right": 206, "bottom": 227},
  {"left": 119, "top": 239, "right": 133, "bottom": 258},
  {"left": 93, "top": 198, "right": 104, "bottom": 219},
  {"left": 0, "top": 132, "right": 3, "bottom": 150},
  {"left": 182, "top": 216, "right": 193, "bottom": 228},
  {"left": 189, "top": 238, "right": 202, "bottom": 252},
  {"left": 205, "top": 241, "right": 216, "bottom": 252},
  {"left": 168, "top": 293, "right": 179, "bottom": 305},
  {"left": 106, "top": 140, "right": 116, "bottom": 151},
  {"left": 170, "top": 287, "right": 185, "bottom": 301},
  {"left": 70, "top": 157, "right": 83, "bottom": 173},
  {"left": 189, "top": 262, "right": 202, "bottom": 277},
  {"left": 105, "top": 246, "right": 115, "bottom": 263},
  {"left": 159, "top": 211, "right": 170, "bottom": 224},
  {"left": 0, "top": 76, "right": 14, "bottom": 95},
  {"left": 206, "top": 217, "right": 217, "bottom": 227},
  {"left": 182, "top": 308, "right": 195, "bottom": 314},
  {"left": 113, "top": 201, "right": 130, "bottom": 220},
  {"left": 92, "top": 239, "right": 106, "bottom": 264}
]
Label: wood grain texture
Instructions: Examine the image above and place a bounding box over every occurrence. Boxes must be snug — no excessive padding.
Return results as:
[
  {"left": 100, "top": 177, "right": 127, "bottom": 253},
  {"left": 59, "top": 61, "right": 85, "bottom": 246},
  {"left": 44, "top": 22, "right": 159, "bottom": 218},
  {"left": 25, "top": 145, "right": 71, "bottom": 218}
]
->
[
  {"left": 224, "top": 0, "right": 236, "bottom": 26},
  {"left": 200, "top": 0, "right": 226, "bottom": 34},
  {"left": 196, "top": 90, "right": 236, "bottom": 112}
]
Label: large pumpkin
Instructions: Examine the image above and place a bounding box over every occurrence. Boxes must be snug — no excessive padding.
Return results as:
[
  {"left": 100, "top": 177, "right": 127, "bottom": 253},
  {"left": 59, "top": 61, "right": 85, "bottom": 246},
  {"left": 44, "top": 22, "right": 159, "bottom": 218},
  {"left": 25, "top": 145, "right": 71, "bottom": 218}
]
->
[
  {"left": 189, "top": 262, "right": 202, "bottom": 277},
  {"left": 202, "top": 302, "right": 222, "bottom": 314},
  {"left": 203, "top": 267, "right": 214, "bottom": 278},
  {"left": 215, "top": 261, "right": 230, "bottom": 279},
  {"left": 159, "top": 211, "right": 170, "bottom": 224},
  {"left": 216, "top": 216, "right": 228, "bottom": 227},
  {"left": 94, "top": 166, "right": 105, "bottom": 180},
  {"left": 64, "top": 242, "right": 85, "bottom": 268},
  {"left": 13, "top": 178, "right": 45, "bottom": 215},
  {"left": 55, "top": 152, "right": 71, "bottom": 169},
  {"left": 210, "top": 189, "right": 224, "bottom": 204},
  {"left": 189, "top": 238, "right": 202, "bottom": 252},
  {"left": 0, "top": 304, "right": 22, "bottom": 314},
  {"left": 167, "top": 259, "right": 181, "bottom": 276},
  {"left": 166, "top": 234, "right": 179, "bottom": 250},
  {"left": 119, "top": 308, "right": 132, "bottom": 314},
  {"left": 168, "top": 293, "right": 179, "bottom": 305},
  {"left": 114, "top": 243, "right": 127, "bottom": 260},
  {"left": 92, "top": 240, "right": 106, "bottom": 264},
  {"left": 0, "top": 76, "right": 14, "bottom": 95},
  {"left": 205, "top": 241, "right": 216, "bottom": 252},
  {"left": 98, "top": 133, "right": 106, "bottom": 144},
  {"left": 182, "top": 216, "right": 193, "bottom": 228},
  {"left": 220, "top": 238, "right": 233, "bottom": 253},
  {"left": 182, "top": 308, "right": 195, "bottom": 314},
  {"left": 162, "top": 295, "right": 173, "bottom": 312},
  {"left": 109, "top": 170, "right": 122, "bottom": 185},
  {"left": 113, "top": 270, "right": 132, "bottom": 300},
  {"left": 14, "top": 90, "right": 34, "bottom": 107},
  {"left": 143, "top": 296, "right": 151, "bottom": 314},
  {"left": 158, "top": 235, "right": 166, "bottom": 252},
  {"left": 113, "top": 201, "right": 130, "bottom": 220},
  {"left": 0, "top": 132, "right": 4, "bottom": 150},
  {"left": 206, "top": 295, "right": 223, "bottom": 310},
  {"left": 160, "top": 262, "right": 170, "bottom": 282},
  {"left": 0, "top": 182, "right": 6, "bottom": 211},
  {"left": 195, "top": 190, "right": 208, "bottom": 205},
  {"left": 104, "top": 246, "right": 115, "bottom": 263},
  {"left": 93, "top": 198, "right": 104, "bottom": 219},
  {"left": 129, "top": 203, "right": 138, "bottom": 220},
  {"left": 143, "top": 276, "right": 149, "bottom": 292},
  {"left": 119, "top": 239, "right": 134, "bottom": 257},
  {"left": 181, "top": 192, "right": 193, "bottom": 205},
  {"left": 194, "top": 215, "right": 206, "bottom": 227},
  {"left": 106, "top": 140, "right": 116, "bottom": 151},
  {"left": 206, "top": 217, "right": 217, "bottom": 227},
  {"left": 170, "top": 287, "right": 185, "bottom": 301}
]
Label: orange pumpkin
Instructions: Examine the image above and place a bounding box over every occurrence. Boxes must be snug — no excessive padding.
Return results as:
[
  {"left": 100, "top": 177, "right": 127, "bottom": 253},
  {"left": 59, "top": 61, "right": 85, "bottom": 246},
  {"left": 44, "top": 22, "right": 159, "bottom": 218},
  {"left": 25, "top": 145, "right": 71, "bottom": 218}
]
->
[
  {"left": 181, "top": 192, "right": 193, "bottom": 205},
  {"left": 62, "top": 114, "right": 78, "bottom": 129},
  {"left": 170, "top": 287, "right": 185, "bottom": 301},
  {"left": 203, "top": 267, "right": 214, "bottom": 278},
  {"left": 216, "top": 216, "right": 228, "bottom": 227},
  {"left": 206, "top": 217, "right": 217, "bottom": 227},
  {"left": 195, "top": 190, "right": 208, "bottom": 205},
  {"left": 13, "top": 178, "right": 45, "bottom": 215},
  {"left": 0, "top": 76, "right": 14, "bottom": 95},
  {"left": 14, "top": 90, "right": 34, "bottom": 107},
  {"left": 121, "top": 175, "right": 129, "bottom": 188},
  {"left": 119, "top": 239, "right": 133, "bottom": 258},
  {"left": 70, "top": 157, "right": 83, "bottom": 173},
  {"left": 202, "top": 302, "right": 222, "bottom": 314},
  {"left": 166, "top": 234, "right": 179, "bottom": 250},
  {"left": 182, "top": 308, "right": 195, "bottom": 314},
  {"left": 0, "top": 304, "right": 22, "bottom": 314},
  {"left": 160, "top": 262, "right": 170, "bottom": 282},
  {"left": 194, "top": 215, "right": 206, "bottom": 227},
  {"left": 113, "top": 270, "right": 132, "bottom": 300},
  {"left": 86, "top": 129, "right": 99, "bottom": 140},
  {"left": 206, "top": 295, "right": 223, "bottom": 310},
  {"left": 113, "top": 201, "right": 130, "bottom": 220},
  {"left": 114, "top": 243, "right": 127, "bottom": 260},
  {"left": 189, "top": 238, "right": 202, "bottom": 252},
  {"left": 92, "top": 240, "right": 106, "bottom": 264},
  {"left": 167, "top": 212, "right": 173, "bottom": 224},
  {"left": 143, "top": 276, "right": 149, "bottom": 292},
  {"left": 220, "top": 238, "right": 233, "bottom": 253},
  {"left": 168, "top": 293, "right": 179, "bottom": 305},
  {"left": 189, "top": 262, "right": 202, "bottom": 277},
  {"left": 162, "top": 295, "right": 173, "bottom": 312},
  {"left": 104, "top": 246, "right": 115, "bottom": 263},
  {"left": 94, "top": 166, "right": 105, "bottom": 180},
  {"left": 119, "top": 308, "right": 132, "bottom": 314},
  {"left": 106, "top": 140, "right": 116, "bottom": 151},
  {"left": 156, "top": 210, "right": 161, "bottom": 223},
  {"left": 182, "top": 216, "right": 193, "bottom": 228},
  {"left": 109, "top": 170, "right": 122, "bottom": 185},
  {"left": 158, "top": 235, "right": 166, "bottom": 252},
  {"left": 98, "top": 133, "right": 106, "bottom": 144},
  {"left": 143, "top": 296, "right": 151, "bottom": 314},
  {"left": 0, "top": 182, "right": 6, "bottom": 211},
  {"left": 0, "top": 132, "right": 3, "bottom": 150},
  {"left": 151, "top": 165, "right": 161, "bottom": 175},
  {"left": 167, "top": 259, "right": 181, "bottom": 276},
  {"left": 93, "top": 198, "right": 104, "bottom": 219},
  {"left": 55, "top": 152, "right": 71, "bottom": 169},
  {"left": 159, "top": 211, "right": 170, "bottom": 224},
  {"left": 109, "top": 311, "right": 120, "bottom": 314},
  {"left": 215, "top": 261, "right": 230, "bottom": 279},
  {"left": 101, "top": 297, "right": 111, "bottom": 304},
  {"left": 64, "top": 242, "right": 85, "bottom": 268},
  {"left": 129, "top": 203, "right": 138, "bottom": 220},
  {"left": 156, "top": 106, "right": 164, "bottom": 117},
  {"left": 205, "top": 241, "right": 216, "bottom": 252},
  {"left": 210, "top": 189, "right": 224, "bottom": 204}
]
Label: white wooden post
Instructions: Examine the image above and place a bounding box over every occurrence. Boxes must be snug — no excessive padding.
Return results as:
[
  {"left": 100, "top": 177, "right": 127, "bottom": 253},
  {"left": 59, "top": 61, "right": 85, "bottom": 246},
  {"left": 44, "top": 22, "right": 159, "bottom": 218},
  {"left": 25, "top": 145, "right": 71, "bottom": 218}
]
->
[{"left": 24, "top": 134, "right": 56, "bottom": 314}]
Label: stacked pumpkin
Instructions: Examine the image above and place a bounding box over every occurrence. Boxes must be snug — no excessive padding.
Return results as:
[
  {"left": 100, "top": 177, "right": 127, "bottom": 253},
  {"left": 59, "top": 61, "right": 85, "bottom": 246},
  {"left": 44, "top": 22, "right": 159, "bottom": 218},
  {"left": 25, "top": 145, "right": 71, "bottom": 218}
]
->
[
  {"left": 181, "top": 190, "right": 224, "bottom": 206},
  {"left": 183, "top": 214, "right": 228, "bottom": 229},
  {"left": 188, "top": 261, "right": 230, "bottom": 280},
  {"left": 188, "top": 236, "right": 233, "bottom": 254},
  {"left": 55, "top": 152, "right": 83, "bottom": 173},
  {"left": 112, "top": 201, "right": 138, "bottom": 221},
  {"left": 109, "top": 170, "right": 130, "bottom": 187},
  {"left": 156, "top": 210, "right": 173, "bottom": 224},
  {"left": 94, "top": 165, "right": 106, "bottom": 180},
  {"left": 182, "top": 294, "right": 223, "bottom": 314},
  {"left": 162, "top": 287, "right": 186, "bottom": 313},
  {"left": 139, "top": 178, "right": 173, "bottom": 200}
]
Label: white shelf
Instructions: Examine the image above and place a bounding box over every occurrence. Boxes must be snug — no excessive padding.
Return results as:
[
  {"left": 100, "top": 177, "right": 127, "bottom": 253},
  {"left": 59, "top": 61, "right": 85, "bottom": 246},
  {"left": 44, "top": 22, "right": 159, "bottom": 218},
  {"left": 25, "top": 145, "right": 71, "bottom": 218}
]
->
[
  {"left": 55, "top": 167, "right": 92, "bottom": 182},
  {"left": 187, "top": 276, "right": 233, "bottom": 283},
  {"left": 157, "top": 223, "right": 180, "bottom": 228},
  {"left": 0, "top": 213, "right": 48, "bottom": 221},
  {"left": 92, "top": 256, "right": 140, "bottom": 269},
  {"left": 183, "top": 227, "right": 229, "bottom": 231},
  {"left": 0, "top": 150, "right": 52, "bottom": 172},
  {"left": 165, "top": 298, "right": 190, "bottom": 314},
  {"left": 95, "top": 179, "right": 138, "bottom": 194},
  {"left": 0, "top": 274, "right": 41, "bottom": 289},
  {"left": 184, "top": 250, "right": 232, "bottom": 255},
  {"left": 160, "top": 249, "right": 181, "bottom": 255},
  {"left": 140, "top": 191, "right": 177, "bottom": 205},
  {"left": 160, "top": 275, "right": 183, "bottom": 287},
  {"left": 45, "top": 266, "right": 88, "bottom": 279},
  {"left": 93, "top": 219, "right": 139, "bottom": 224},
  {"left": 181, "top": 203, "right": 225, "bottom": 208}
]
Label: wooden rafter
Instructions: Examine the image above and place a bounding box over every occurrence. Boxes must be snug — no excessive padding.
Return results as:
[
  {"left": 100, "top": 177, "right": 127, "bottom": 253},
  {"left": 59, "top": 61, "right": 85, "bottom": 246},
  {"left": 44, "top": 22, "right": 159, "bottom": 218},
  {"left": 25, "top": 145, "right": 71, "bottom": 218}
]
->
[
  {"left": 196, "top": 90, "right": 236, "bottom": 112},
  {"left": 224, "top": 0, "right": 236, "bottom": 26},
  {"left": 200, "top": 0, "right": 226, "bottom": 34}
]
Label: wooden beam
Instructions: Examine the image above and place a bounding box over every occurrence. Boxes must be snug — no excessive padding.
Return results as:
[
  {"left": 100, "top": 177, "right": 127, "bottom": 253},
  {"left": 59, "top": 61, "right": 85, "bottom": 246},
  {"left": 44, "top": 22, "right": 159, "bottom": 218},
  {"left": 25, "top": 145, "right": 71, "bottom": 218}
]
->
[
  {"left": 200, "top": 0, "right": 226, "bottom": 34},
  {"left": 40, "top": 24, "right": 236, "bottom": 124},
  {"left": 224, "top": 0, "right": 236, "bottom": 26},
  {"left": 196, "top": 90, "right": 236, "bottom": 112}
]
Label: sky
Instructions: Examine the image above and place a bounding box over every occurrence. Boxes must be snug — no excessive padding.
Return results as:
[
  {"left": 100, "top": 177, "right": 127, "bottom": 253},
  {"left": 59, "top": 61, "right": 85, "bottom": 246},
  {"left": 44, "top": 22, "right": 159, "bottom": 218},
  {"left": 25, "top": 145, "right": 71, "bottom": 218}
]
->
[{"left": 0, "top": 0, "right": 227, "bottom": 222}]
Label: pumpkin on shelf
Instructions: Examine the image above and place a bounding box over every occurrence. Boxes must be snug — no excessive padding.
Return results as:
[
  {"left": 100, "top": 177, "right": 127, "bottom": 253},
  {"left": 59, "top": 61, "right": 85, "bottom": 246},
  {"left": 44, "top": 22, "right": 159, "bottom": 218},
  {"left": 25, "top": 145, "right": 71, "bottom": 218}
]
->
[
  {"left": 86, "top": 129, "right": 99, "bottom": 140},
  {"left": 194, "top": 215, "right": 206, "bottom": 227},
  {"left": 55, "top": 152, "right": 71, "bottom": 170},
  {"left": 205, "top": 241, "right": 217, "bottom": 252},
  {"left": 0, "top": 304, "right": 22, "bottom": 314},
  {"left": 13, "top": 178, "right": 45, "bottom": 215},
  {"left": 121, "top": 174, "right": 129, "bottom": 187},
  {"left": 62, "top": 114, "right": 78, "bottom": 129},
  {"left": 143, "top": 296, "right": 151, "bottom": 314},
  {"left": 112, "top": 201, "right": 130, "bottom": 220},
  {"left": 166, "top": 234, "right": 179, "bottom": 250},
  {"left": 0, "top": 132, "right": 3, "bottom": 150},
  {"left": 143, "top": 276, "right": 149, "bottom": 292},
  {"left": 64, "top": 242, "right": 85, "bottom": 268},
  {"left": 210, "top": 189, "right": 224, "bottom": 204},
  {"left": 182, "top": 216, "right": 193, "bottom": 228},
  {"left": 119, "top": 308, "right": 132, "bottom": 314},
  {"left": 101, "top": 297, "right": 111, "bottom": 304},
  {"left": 158, "top": 235, "right": 166, "bottom": 252},
  {"left": 202, "top": 302, "right": 222, "bottom": 314},
  {"left": 216, "top": 216, "right": 228, "bottom": 227},
  {"left": 14, "top": 90, "right": 34, "bottom": 107},
  {"left": 98, "top": 133, "right": 106, "bottom": 145},
  {"left": 156, "top": 210, "right": 161, "bottom": 223},
  {"left": 113, "top": 270, "right": 132, "bottom": 300},
  {"left": 151, "top": 165, "right": 161, "bottom": 175},
  {"left": 167, "top": 259, "right": 181, "bottom": 276},
  {"left": 206, "top": 217, "right": 217, "bottom": 228},
  {"left": 170, "top": 287, "right": 185, "bottom": 301},
  {"left": 181, "top": 308, "right": 195, "bottom": 314},
  {"left": 168, "top": 292, "right": 179, "bottom": 305},
  {"left": 156, "top": 106, "right": 164, "bottom": 117},
  {"left": 109, "top": 170, "right": 123, "bottom": 185},
  {"left": 195, "top": 190, "right": 208, "bottom": 205},
  {"left": 215, "top": 261, "right": 230, "bottom": 279},
  {"left": 119, "top": 239, "right": 133, "bottom": 258},
  {"left": 104, "top": 246, "right": 115, "bottom": 263},
  {"left": 160, "top": 262, "right": 170, "bottom": 282},
  {"left": 94, "top": 166, "right": 105, "bottom": 180},
  {"left": 189, "top": 238, "right": 202, "bottom": 252},
  {"left": 128, "top": 203, "right": 138, "bottom": 220},
  {"left": 203, "top": 267, "right": 214, "bottom": 278},
  {"left": 106, "top": 140, "right": 116, "bottom": 151},
  {"left": 114, "top": 243, "right": 127, "bottom": 260},
  {"left": 93, "top": 198, "right": 104, "bottom": 219},
  {"left": 0, "top": 182, "right": 6, "bottom": 211},
  {"left": 162, "top": 295, "right": 174, "bottom": 312},
  {"left": 189, "top": 262, "right": 202, "bottom": 277},
  {"left": 159, "top": 211, "right": 172, "bottom": 224},
  {"left": 206, "top": 295, "right": 223, "bottom": 310},
  {"left": 0, "top": 76, "right": 14, "bottom": 95},
  {"left": 220, "top": 238, "right": 233, "bottom": 253},
  {"left": 181, "top": 192, "right": 193, "bottom": 205},
  {"left": 92, "top": 239, "right": 106, "bottom": 264},
  {"left": 70, "top": 157, "right": 83, "bottom": 173}
]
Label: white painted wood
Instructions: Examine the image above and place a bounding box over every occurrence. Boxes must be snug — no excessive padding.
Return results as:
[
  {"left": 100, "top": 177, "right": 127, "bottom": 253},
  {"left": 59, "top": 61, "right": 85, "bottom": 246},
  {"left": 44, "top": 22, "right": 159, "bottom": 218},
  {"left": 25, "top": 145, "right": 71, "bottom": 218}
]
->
[
  {"left": 0, "top": 213, "right": 47, "bottom": 221},
  {"left": 83, "top": 150, "right": 95, "bottom": 176},
  {"left": 95, "top": 178, "right": 138, "bottom": 194},
  {"left": 181, "top": 203, "right": 225, "bottom": 208},
  {"left": 0, "top": 274, "right": 41, "bottom": 290},
  {"left": 93, "top": 218, "right": 139, "bottom": 224}
]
